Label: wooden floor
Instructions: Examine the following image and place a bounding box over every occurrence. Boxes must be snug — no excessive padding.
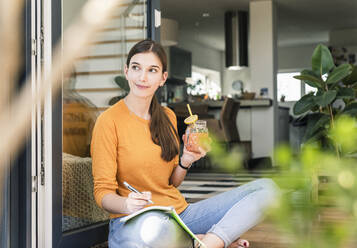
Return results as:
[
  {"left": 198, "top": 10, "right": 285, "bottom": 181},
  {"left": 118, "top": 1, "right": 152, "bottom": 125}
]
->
[{"left": 240, "top": 222, "right": 292, "bottom": 248}]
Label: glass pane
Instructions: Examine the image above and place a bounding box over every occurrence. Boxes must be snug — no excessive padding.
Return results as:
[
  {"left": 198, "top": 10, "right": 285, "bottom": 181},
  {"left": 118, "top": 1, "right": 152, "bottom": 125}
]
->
[
  {"left": 188, "top": 66, "right": 221, "bottom": 100},
  {"left": 62, "top": 0, "right": 147, "bottom": 232}
]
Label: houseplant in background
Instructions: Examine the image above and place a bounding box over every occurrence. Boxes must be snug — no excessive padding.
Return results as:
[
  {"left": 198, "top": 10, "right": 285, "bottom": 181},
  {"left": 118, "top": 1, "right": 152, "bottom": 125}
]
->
[
  {"left": 293, "top": 44, "right": 357, "bottom": 157},
  {"left": 207, "top": 116, "right": 357, "bottom": 248},
  {"left": 270, "top": 118, "right": 357, "bottom": 248},
  {"left": 108, "top": 75, "right": 130, "bottom": 105},
  {"left": 187, "top": 79, "right": 207, "bottom": 101},
  {"left": 206, "top": 44, "right": 357, "bottom": 248}
]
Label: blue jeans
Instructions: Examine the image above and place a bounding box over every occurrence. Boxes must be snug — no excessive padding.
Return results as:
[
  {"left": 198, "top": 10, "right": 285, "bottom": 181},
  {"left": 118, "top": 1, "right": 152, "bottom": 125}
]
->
[
  {"left": 178, "top": 178, "right": 279, "bottom": 247},
  {"left": 108, "top": 178, "right": 279, "bottom": 248}
]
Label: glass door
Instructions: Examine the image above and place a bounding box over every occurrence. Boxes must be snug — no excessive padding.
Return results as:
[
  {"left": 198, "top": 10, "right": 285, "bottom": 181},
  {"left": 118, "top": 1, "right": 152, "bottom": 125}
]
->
[
  {"left": 61, "top": 0, "right": 148, "bottom": 237},
  {"left": 39, "top": 0, "right": 160, "bottom": 247}
]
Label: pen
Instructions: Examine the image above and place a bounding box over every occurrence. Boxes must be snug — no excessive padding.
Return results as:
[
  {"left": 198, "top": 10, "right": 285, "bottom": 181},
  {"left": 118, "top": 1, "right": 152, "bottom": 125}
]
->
[{"left": 123, "top": 181, "right": 154, "bottom": 204}]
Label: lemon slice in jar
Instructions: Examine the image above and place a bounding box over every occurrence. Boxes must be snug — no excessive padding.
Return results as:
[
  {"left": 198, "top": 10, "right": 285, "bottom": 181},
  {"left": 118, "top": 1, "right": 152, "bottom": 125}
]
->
[{"left": 184, "top": 114, "right": 198, "bottom": 125}]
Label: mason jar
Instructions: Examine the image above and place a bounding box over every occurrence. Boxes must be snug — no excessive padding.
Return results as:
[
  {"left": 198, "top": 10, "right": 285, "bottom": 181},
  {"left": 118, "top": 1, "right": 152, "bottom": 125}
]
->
[{"left": 184, "top": 120, "right": 209, "bottom": 153}]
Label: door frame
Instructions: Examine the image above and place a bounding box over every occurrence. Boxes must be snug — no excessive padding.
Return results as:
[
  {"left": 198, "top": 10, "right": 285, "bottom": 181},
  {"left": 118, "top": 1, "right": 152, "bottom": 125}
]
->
[
  {"left": 39, "top": 0, "right": 109, "bottom": 247},
  {"left": 9, "top": 0, "right": 33, "bottom": 247},
  {"left": 147, "top": 0, "right": 161, "bottom": 42},
  {"left": 38, "top": 0, "right": 161, "bottom": 247}
]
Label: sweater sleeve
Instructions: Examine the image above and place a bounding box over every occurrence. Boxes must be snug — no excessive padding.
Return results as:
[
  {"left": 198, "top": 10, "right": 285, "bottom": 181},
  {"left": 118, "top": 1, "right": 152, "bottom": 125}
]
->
[{"left": 91, "top": 113, "right": 119, "bottom": 208}]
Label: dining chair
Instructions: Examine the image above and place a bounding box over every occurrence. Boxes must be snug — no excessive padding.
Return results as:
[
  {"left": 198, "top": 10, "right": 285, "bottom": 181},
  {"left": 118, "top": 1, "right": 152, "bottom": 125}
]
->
[{"left": 204, "top": 98, "right": 252, "bottom": 163}]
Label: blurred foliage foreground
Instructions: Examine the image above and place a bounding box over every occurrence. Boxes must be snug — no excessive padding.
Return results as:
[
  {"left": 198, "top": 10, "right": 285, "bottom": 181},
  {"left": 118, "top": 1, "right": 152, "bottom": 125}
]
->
[{"left": 208, "top": 115, "right": 357, "bottom": 248}]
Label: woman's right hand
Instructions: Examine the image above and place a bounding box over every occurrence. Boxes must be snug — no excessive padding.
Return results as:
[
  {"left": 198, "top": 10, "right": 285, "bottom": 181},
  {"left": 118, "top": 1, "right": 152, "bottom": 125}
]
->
[{"left": 125, "top": 191, "right": 152, "bottom": 214}]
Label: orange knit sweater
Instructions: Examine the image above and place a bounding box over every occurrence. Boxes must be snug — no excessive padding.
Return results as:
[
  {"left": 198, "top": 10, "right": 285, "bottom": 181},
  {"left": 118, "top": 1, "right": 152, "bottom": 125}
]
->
[{"left": 91, "top": 100, "right": 188, "bottom": 219}]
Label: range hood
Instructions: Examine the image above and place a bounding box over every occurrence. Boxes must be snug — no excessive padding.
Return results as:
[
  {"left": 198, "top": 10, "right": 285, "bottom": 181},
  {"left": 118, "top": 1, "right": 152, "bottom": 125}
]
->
[{"left": 225, "top": 11, "right": 249, "bottom": 69}]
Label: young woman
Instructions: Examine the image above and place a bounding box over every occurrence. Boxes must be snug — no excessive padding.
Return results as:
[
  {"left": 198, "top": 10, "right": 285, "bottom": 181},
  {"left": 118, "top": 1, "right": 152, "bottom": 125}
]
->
[{"left": 91, "top": 39, "right": 279, "bottom": 248}]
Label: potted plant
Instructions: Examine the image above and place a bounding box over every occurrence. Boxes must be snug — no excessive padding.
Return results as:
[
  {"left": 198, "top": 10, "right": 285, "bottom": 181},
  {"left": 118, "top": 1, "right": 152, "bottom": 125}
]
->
[
  {"left": 293, "top": 44, "right": 357, "bottom": 157},
  {"left": 108, "top": 75, "right": 130, "bottom": 105}
]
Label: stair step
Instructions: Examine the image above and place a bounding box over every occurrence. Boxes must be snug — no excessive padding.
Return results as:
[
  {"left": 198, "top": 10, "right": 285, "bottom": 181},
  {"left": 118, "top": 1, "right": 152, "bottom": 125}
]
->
[
  {"left": 99, "top": 26, "right": 145, "bottom": 32},
  {"left": 77, "top": 54, "right": 128, "bottom": 60},
  {"left": 90, "top": 38, "right": 142, "bottom": 45},
  {"left": 75, "top": 88, "right": 123, "bottom": 93},
  {"left": 74, "top": 70, "right": 122, "bottom": 76}
]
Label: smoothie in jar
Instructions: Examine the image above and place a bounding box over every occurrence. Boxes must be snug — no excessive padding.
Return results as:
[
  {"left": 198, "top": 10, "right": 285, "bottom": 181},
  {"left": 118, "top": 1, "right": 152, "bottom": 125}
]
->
[{"left": 184, "top": 120, "right": 209, "bottom": 153}]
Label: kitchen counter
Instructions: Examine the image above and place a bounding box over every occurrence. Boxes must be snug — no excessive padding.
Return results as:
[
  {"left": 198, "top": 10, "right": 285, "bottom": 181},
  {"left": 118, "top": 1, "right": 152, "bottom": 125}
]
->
[
  {"left": 203, "top": 98, "right": 272, "bottom": 108},
  {"left": 167, "top": 99, "right": 273, "bottom": 142},
  {"left": 167, "top": 98, "right": 272, "bottom": 110}
]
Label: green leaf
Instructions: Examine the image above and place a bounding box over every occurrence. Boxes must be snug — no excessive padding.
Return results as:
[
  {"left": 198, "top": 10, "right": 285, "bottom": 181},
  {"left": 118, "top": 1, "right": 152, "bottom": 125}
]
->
[
  {"left": 343, "top": 102, "right": 357, "bottom": 116},
  {"left": 336, "top": 88, "right": 355, "bottom": 99},
  {"left": 314, "top": 90, "right": 337, "bottom": 107},
  {"left": 304, "top": 113, "right": 330, "bottom": 140},
  {"left": 114, "top": 76, "right": 130, "bottom": 91},
  {"left": 311, "top": 44, "right": 335, "bottom": 76},
  {"left": 326, "top": 64, "right": 352, "bottom": 84},
  {"left": 304, "top": 114, "right": 330, "bottom": 141},
  {"left": 316, "top": 89, "right": 323, "bottom": 97},
  {"left": 343, "top": 65, "right": 357, "bottom": 85},
  {"left": 329, "top": 81, "right": 340, "bottom": 90},
  {"left": 294, "top": 71, "right": 323, "bottom": 89},
  {"left": 305, "top": 129, "right": 325, "bottom": 144},
  {"left": 293, "top": 93, "right": 316, "bottom": 115}
]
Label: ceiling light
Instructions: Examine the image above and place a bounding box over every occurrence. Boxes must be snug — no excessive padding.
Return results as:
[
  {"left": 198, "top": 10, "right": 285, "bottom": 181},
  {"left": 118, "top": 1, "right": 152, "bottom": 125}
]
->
[
  {"left": 202, "top": 13, "right": 210, "bottom": 17},
  {"left": 228, "top": 66, "right": 244, "bottom": 70}
]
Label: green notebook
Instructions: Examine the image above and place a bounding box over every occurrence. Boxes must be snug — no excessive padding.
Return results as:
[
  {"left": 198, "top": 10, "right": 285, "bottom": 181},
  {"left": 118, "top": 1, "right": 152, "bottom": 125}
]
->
[{"left": 120, "top": 206, "right": 207, "bottom": 248}]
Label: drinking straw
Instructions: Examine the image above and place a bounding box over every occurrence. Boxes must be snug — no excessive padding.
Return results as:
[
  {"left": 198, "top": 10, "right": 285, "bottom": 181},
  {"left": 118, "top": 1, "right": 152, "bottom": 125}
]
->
[{"left": 187, "top": 104, "right": 193, "bottom": 116}]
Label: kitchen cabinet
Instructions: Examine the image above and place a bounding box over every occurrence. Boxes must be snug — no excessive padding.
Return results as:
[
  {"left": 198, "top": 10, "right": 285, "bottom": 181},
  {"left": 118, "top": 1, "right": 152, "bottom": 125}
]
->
[{"left": 169, "top": 46, "right": 192, "bottom": 80}]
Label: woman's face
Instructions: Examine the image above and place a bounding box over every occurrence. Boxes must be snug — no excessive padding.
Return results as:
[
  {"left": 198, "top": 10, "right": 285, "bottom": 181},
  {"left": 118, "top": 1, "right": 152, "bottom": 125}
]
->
[{"left": 125, "top": 51, "right": 168, "bottom": 99}]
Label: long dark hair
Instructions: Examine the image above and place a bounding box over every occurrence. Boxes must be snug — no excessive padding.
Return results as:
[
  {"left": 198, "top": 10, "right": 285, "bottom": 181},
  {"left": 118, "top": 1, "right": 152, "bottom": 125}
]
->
[{"left": 126, "top": 39, "right": 179, "bottom": 162}]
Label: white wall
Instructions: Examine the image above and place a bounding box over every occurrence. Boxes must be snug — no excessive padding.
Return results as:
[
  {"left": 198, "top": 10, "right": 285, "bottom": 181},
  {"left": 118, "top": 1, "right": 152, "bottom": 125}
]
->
[
  {"left": 277, "top": 42, "right": 357, "bottom": 73},
  {"left": 347, "top": 45, "right": 357, "bottom": 53},
  {"left": 330, "top": 28, "right": 357, "bottom": 46},
  {"left": 277, "top": 44, "right": 319, "bottom": 71},
  {"left": 250, "top": 0, "right": 278, "bottom": 159},
  {"left": 177, "top": 33, "right": 223, "bottom": 72},
  {"left": 222, "top": 67, "right": 251, "bottom": 95}
]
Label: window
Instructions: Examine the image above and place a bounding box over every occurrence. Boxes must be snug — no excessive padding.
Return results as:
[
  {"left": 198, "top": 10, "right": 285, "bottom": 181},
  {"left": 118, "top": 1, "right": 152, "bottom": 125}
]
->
[
  {"left": 187, "top": 66, "right": 221, "bottom": 99},
  {"left": 277, "top": 72, "right": 301, "bottom": 102},
  {"left": 188, "top": 71, "right": 206, "bottom": 95},
  {"left": 305, "top": 84, "right": 318, "bottom": 95}
]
